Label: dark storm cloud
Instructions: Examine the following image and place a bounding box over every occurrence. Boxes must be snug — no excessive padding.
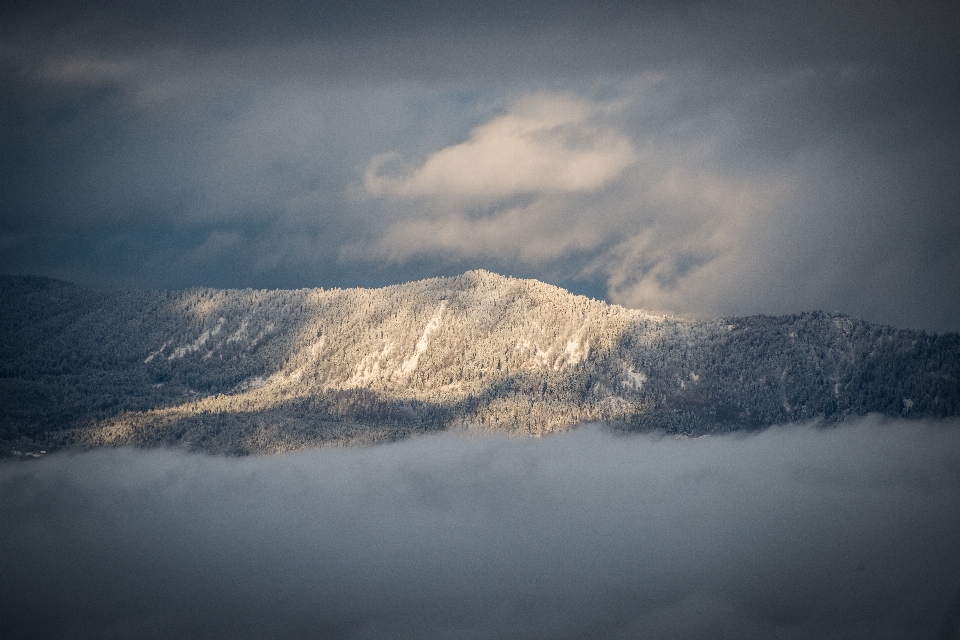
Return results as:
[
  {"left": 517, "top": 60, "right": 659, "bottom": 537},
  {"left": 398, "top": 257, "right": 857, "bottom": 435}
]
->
[
  {"left": 2, "top": 417, "right": 960, "bottom": 639},
  {"left": 2, "top": 0, "right": 959, "bottom": 329},
  {"left": 4, "top": 0, "right": 957, "bottom": 67}
]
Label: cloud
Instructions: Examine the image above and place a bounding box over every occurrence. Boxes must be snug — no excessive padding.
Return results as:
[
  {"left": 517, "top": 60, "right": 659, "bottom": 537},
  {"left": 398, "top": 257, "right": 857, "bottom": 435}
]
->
[
  {"left": 3, "top": 416, "right": 960, "bottom": 639},
  {"left": 356, "top": 91, "right": 640, "bottom": 266},
  {"left": 360, "top": 196, "right": 610, "bottom": 263},
  {"left": 585, "top": 163, "right": 795, "bottom": 314},
  {"left": 1, "top": 1, "right": 958, "bottom": 331},
  {"left": 586, "top": 115, "right": 960, "bottom": 328},
  {"left": 365, "top": 93, "right": 636, "bottom": 201},
  {"left": 361, "top": 82, "right": 797, "bottom": 309},
  {"left": 4, "top": 1, "right": 957, "bottom": 75}
]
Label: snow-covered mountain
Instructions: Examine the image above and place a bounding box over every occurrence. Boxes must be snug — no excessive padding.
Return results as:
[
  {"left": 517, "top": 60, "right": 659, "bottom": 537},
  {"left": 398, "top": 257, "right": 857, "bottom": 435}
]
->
[{"left": 2, "top": 271, "right": 958, "bottom": 454}]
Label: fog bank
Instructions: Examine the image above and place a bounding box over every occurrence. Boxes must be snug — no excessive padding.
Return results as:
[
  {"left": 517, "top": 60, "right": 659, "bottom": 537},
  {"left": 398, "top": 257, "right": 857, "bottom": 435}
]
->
[{"left": 3, "top": 416, "right": 960, "bottom": 639}]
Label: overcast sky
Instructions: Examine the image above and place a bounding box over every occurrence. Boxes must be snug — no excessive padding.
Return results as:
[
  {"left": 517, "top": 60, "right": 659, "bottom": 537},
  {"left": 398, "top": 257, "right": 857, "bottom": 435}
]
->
[{"left": 2, "top": 0, "right": 959, "bottom": 331}]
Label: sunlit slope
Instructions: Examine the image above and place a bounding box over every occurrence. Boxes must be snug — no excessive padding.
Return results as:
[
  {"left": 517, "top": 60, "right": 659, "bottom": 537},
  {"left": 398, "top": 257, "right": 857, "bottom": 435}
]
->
[{"left": 2, "top": 271, "right": 958, "bottom": 454}]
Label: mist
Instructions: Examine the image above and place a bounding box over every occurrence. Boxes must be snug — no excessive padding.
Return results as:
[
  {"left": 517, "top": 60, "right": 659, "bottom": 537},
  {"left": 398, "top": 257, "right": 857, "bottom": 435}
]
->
[{"left": 3, "top": 415, "right": 960, "bottom": 639}]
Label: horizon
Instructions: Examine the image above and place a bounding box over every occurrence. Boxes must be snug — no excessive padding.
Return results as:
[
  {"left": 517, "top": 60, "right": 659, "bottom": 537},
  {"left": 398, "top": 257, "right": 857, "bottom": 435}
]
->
[{"left": 4, "top": 269, "right": 957, "bottom": 335}]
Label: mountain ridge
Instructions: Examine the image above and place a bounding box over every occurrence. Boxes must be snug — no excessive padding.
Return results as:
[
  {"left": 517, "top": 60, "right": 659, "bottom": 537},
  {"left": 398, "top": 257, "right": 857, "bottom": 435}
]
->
[{"left": 2, "top": 271, "right": 958, "bottom": 455}]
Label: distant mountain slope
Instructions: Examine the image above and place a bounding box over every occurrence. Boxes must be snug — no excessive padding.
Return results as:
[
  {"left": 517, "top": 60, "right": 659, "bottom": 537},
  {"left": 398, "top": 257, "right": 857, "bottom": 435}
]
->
[{"left": 2, "top": 271, "right": 958, "bottom": 454}]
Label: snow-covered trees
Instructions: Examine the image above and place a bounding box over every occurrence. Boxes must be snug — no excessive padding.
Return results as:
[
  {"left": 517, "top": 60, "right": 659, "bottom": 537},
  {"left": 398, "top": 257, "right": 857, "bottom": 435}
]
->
[{"left": 2, "top": 271, "right": 958, "bottom": 455}]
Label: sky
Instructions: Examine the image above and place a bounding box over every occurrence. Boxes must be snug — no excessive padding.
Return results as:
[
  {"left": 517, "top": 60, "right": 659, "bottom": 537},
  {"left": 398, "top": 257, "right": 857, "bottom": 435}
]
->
[
  {"left": 2, "top": 0, "right": 959, "bottom": 332},
  {"left": 4, "top": 417, "right": 960, "bottom": 639}
]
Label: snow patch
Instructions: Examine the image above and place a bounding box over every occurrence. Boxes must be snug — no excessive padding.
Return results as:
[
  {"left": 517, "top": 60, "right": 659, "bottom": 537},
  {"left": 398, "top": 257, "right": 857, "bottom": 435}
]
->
[
  {"left": 517, "top": 338, "right": 552, "bottom": 370},
  {"left": 558, "top": 329, "right": 589, "bottom": 370},
  {"left": 226, "top": 319, "right": 274, "bottom": 350},
  {"left": 144, "top": 340, "right": 171, "bottom": 363},
  {"left": 233, "top": 375, "right": 268, "bottom": 392},
  {"left": 226, "top": 319, "right": 250, "bottom": 344},
  {"left": 599, "top": 395, "right": 632, "bottom": 412},
  {"left": 348, "top": 342, "right": 396, "bottom": 387},
  {"left": 397, "top": 301, "right": 447, "bottom": 378},
  {"left": 168, "top": 318, "right": 225, "bottom": 360},
  {"left": 309, "top": 335, "right": 327, "bottom": 357},
  {"left": 623, "top": 368, "right": 647, "bottom": 390}
]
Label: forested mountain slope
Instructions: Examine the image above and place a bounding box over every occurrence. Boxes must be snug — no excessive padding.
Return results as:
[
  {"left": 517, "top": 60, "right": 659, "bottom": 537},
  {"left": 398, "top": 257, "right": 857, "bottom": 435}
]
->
[{"left": 2, "top": 271, "right": 958, "bottom": 454}]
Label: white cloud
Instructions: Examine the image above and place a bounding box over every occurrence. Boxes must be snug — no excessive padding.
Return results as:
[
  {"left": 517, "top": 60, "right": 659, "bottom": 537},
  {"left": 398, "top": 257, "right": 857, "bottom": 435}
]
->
[
  {"left": 355, "top": 92, "right": 641, "bottom": 265},
  {"left": 364, "top": 93, "right": 636, "bottom": 201},
  {"left": 357, "top": 85, "right": 794, "bottom": 306},
  {"left": 364, "top": 197, "right": 609, "bottom": 263}
]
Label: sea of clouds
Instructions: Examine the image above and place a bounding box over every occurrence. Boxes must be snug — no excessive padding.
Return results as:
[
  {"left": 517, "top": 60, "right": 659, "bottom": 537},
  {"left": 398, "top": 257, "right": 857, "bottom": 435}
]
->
[{"left": 3, "top": 415, "right": 960, "bottom": 639}]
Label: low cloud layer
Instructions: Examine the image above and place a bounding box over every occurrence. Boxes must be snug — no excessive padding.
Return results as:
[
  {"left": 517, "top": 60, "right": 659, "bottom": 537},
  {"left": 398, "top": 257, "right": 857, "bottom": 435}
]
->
[{"left": 3, "top": 416, "right": 960, "bottom": 639}]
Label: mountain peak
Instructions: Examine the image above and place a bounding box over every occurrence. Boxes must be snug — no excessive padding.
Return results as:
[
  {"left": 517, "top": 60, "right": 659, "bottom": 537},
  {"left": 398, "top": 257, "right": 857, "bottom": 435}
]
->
[{"left": 1, "top": 275, "right": 958, "bottom": 455}]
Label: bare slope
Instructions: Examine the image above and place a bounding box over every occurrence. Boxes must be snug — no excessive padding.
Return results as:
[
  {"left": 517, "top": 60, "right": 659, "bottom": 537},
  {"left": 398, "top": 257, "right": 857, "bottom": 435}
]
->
[{"left": 2, "top": 271, "right": 958, "bottom": 454}]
